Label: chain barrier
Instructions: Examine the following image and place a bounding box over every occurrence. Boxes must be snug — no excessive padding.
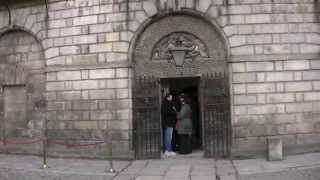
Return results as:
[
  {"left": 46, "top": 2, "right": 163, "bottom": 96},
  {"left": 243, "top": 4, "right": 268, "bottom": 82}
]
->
[
  {"left": 47, "top": 139, "right": 104, "bottom": 148},
  {"left": 0, "top": 138, "right": 104, "bottom": 147},
  {"left": 0, "top": 134, "right": 116, "bottom": 173},
  {"left": 0, "top": 138, "right": 43, "bottom": 145}
]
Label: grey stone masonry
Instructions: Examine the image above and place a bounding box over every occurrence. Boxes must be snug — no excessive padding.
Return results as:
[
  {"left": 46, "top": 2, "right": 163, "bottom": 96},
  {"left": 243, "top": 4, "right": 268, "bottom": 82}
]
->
[{"left": 0, "top": 0, "right": 319, "bottom": 159}]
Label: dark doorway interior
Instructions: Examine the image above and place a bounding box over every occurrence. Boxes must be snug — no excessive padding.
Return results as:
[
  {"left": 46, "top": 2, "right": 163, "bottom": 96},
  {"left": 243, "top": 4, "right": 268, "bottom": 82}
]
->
[{"left": 160, "top": 77, "right": 202, "bottom": 152}]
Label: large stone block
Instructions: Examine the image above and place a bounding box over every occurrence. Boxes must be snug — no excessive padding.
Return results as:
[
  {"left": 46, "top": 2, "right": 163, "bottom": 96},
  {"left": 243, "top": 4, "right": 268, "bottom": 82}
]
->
[
  {"left": 74, "top": 121, "right": 98, "bottom": 129},
  {"left": 284, "top": 60, "right": 310, "bottom": 70},
  {"left": 234, "top": 95, "right": 256, "bottom": 105},
  {"left": 89, "top": 24, "right": 112, "bottom": 33},
  {"left": 247, "top": 34, "right": 272, "bottom": 44},
  {"left": 232, "top": 63, "right": 246, "bottom": 72},
  {"left": 49, "top": 19, "right": 67, "bottom": 28},
  {"left": 233, "top": 73, "right": 256, "bottom": 83},
  {"left": 73, "top": 34, "right": 97, "bottom": 44},
  {"left": 300, "top": 44, "right": 320, "bottom": 54},
  {"left": 90, "top": 111, "right": 113, "bottom": 120},
  {"left": 263, "top": 44, "right": 291, "bottom": 54},
  {"left": 304, "top": 92, "right": 320, "bottom": 101},
  {"left": 196, "top": 0, "right": 211, "bottom": 12},
  {"left": 229, "top": 36, "right": 246, "bottom": 47},
  {"left": 247, "top": 83, "right": 275, "bottom": 93},
  {"left": 285, "top": 82, "right": 312, "bottom": 92},
  {"left": 268, "top": 138, "right": 283, "bottom": 161},
  {"left": 251, "top": 4, "right": 272, "bottom": 13},
  {"left": 73, "top": 55, "right": 98, "bottom": 65},
  {"left": 89, "top": 89, "right": 116, "bottom": 99},
  {"left": 117, "top": 89, "right": 129, "bottom": 99},
  {"left": 100, "top": 4, "right": 113, "bottom": 13},
  {"left": 45, "top": 48, "right": 59, "bottom": 59},
  {"left": 255, "top": 24, "right": 288, "bottom": 34},
  {"left": 106, "top": 32, "right": 119, "bottom": 42},
  {"left": 311, "top": 60, "right": 320, "bottom": 69},
  {"left": 107, "top": 79, "right": 128, "bottom": 88},
  {"left": 143, "top": 1, "right": 157, "bottom": 16},
  {"left": 89, "top": 43, "right": 112, "bottom": 53},
  {"left": 106, "top": 13, "right": 127, "bottom": 22},
  {"left": 116, "top": 68, "right": 129, "bottom": 78},
  {"left": 286, "top": 103, "right": 313, "bottom": 113},
  {"left": 231, "top": 46, "right": 254, "bottom": 55},
  {"left": 46, "top": 72, "right": 57, "bottom": 81},
  {"left": 303, "top": 70, "right": 320, "bottom": 80},
  {"left": 72, "top": 101, "right": 98, "bottom": 110},
  {"left": 57, "top": 91, "right": 81, "bottom": 100},
  {"left": 106, "top": 52, "right": 128, "bottom": 62},
  {"left": 73, "top": 80, "right": 99, "bottom": 89},
  {"left": 233, "top": 84, "right": 246, "bottom": 94},
  {"left": 267, "top": 93, "right": 295, "bottom": 103},
  {"left": 313, "top": 81, "right": 320, "bottom": 90},
  {"left": 60, "top": 26, "right": 82, "bottom": 36},
  {"left": 247, "top": 62, "right": 274, "bottom": 72},
  {"left": 57, "top": 71, "right": 81, "bottom": 80},
  {"left": 245, "top": 14, "right": 271, "bottom": 24},
  {"left": 234, "top": 106, "right": 248, "bottom": 115},
  {"left": 230, "top": 15, "right": 245, "bottom": 24},
  {"left": 265, "top": 72, "right": 293, "bottom": 82},
  {"left": 238, "top": 25, "right": 253, "bottom": 34},
  {"left": 60, "top": 46, "right": 80, "bottom": 55},
  {"left": 74, "top": 15, "right": 98, "bottom": 26},
  {"left": 89, "top": 69, "right": 115, "bottom": 79},
  {"left": 47, "top": 101, "right": 66, "bottom": 111},
  {"left": 247, "top": 104, "right": 277, "bottom": 115},
  {"left": 112, "top": 42, "right": 129, "bottom": 52},
  {"left": 46, "top": 82, "right": 65, "bottom": 91}
]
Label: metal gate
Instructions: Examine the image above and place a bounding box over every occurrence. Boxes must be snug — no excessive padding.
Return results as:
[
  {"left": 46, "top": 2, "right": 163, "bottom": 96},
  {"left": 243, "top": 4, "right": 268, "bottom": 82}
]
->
[
  {"left": 202, "top": 73, "right": 231, "bottom": 158},
  {"left": 133, "top": 76, "right": 161, "bottom": 159}
]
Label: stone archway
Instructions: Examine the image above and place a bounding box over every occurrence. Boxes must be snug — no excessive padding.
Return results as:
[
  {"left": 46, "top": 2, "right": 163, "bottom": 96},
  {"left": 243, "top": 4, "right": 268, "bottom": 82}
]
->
[
  {"left": 0, "top": 30, "right": 45, "bottom": 154},
  {"left": 132, "top": 13, "right": 231, "bottom": 159}
]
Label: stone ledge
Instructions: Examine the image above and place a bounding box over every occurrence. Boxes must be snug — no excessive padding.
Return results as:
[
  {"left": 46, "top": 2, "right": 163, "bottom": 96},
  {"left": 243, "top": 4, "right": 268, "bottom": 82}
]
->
[
  {"left": 231, "top": 53, "right": 320, "bottom": 62},
  {"left": 45, "top": 61, "right": 131, "bottom": 72}
]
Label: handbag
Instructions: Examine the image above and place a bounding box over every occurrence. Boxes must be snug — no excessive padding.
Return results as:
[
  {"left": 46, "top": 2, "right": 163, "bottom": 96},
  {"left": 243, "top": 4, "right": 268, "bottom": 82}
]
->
[{"left": 175, "top": 120, "right": 180, "bottom": 129}]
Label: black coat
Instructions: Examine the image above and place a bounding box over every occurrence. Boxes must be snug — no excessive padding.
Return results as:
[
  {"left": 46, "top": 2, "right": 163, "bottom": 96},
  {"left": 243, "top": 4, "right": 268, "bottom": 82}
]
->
[{"left": 161, "top": 100, "right": 176, "bottom": 128}]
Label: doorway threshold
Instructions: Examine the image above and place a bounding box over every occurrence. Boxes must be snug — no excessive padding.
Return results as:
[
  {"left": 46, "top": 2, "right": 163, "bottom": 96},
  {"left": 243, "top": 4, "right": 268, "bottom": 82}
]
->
[{"left": 161, "top": 150, "right": 204, "bottom": 159}]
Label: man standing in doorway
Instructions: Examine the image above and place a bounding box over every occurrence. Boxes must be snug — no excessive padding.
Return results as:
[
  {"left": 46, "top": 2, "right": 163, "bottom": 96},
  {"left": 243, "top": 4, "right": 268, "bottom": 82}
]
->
[{"left": 161, "top": 93, "right": 177, "bottom": 156}]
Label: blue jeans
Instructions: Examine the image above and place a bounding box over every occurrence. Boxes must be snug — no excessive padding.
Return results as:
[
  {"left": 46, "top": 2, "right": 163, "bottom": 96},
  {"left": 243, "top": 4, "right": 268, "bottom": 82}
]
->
[{"left": 164, "top": 127, "right": 173, "bottom": 152}]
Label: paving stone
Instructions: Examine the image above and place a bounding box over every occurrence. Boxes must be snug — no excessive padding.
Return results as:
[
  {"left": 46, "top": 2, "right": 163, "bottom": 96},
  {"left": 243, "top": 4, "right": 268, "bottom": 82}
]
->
[
  {"left": 135, "top": 176, "right": 163, "bottom": 180},
  {"left": 191, "top": 176, "right": 215, "bottom": 180}
]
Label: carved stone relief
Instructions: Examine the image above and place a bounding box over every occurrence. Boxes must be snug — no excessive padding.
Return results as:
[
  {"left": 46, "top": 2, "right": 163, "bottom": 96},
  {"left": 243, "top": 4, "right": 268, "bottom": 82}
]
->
[{"left": 152, "top": 32, "right": 208, "bottom": 66}]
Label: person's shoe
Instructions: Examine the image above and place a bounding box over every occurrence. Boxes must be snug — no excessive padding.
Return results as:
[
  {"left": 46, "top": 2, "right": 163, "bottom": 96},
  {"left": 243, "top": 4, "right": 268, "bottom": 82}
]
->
[
  {"left": 169, "top": 151, "right": 176, "bottom": 156},
  {"left": 164, "top": 151, "right": 171, "bottom": 156}
]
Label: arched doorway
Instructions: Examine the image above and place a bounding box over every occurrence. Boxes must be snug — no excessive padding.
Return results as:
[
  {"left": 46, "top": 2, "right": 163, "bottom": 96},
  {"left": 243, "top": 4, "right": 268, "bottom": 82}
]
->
[
  {"left": 132, "top": 14, "right": 231, "bottom": 159},
  {"left": 0, "top": 30, "right": 45, "bottom": 154}
]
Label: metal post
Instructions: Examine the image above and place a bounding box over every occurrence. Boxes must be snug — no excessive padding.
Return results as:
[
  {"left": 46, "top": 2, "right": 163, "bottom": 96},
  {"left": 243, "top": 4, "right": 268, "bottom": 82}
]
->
[
  {"left": 107, "top": 130, "right": 115, "bottom": 173},
  {"left": 41, "top": 137, "right": 48, "bottom": 169},
  {"left": 41, "top": 109, "right": 48, "bottom": 169}
]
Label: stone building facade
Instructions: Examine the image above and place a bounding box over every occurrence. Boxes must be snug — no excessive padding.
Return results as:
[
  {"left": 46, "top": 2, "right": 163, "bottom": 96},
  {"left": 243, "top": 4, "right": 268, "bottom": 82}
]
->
[{"left": 0, "top": 0, "right": 319, "bottom": 159}]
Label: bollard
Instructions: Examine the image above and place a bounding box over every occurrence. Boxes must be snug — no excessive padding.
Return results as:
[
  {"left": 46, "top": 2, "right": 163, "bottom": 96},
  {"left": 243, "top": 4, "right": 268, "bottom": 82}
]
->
[
  {"left": 41, "top": 138, "right": 48, "bottom": 169},
  {"left": 107, "top": 130, "right": 116, "bottom": 173},
  {"left": 268, "top": 138, "right": 283, "bottom": 161},
  {"left": 41, "top": 115, "right": 48, "bottom": 169}
]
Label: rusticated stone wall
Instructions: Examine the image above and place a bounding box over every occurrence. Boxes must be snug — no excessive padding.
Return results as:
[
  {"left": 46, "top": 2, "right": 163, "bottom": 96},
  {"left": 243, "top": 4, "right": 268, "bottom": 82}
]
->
[{"left": 0, "top": 0, "right": 319, "bottom": 158}]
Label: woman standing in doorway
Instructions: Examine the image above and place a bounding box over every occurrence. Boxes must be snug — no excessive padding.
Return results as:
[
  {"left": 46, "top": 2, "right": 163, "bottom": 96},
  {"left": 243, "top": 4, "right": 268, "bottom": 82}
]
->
[
  {"left": 161, "top": 93, "right": 177, "bottom": 156},
  {"left": 176, "top": 94, "right": 193, "bottom": 154}
]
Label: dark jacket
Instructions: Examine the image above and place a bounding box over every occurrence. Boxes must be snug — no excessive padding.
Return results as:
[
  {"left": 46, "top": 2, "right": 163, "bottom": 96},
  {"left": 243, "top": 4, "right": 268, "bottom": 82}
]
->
[
  {"left": 176, "top": 103, "right": 192, "bottom": 135},
  {"left": 161, "top": 99, "right": 176, "bottom": 127}
]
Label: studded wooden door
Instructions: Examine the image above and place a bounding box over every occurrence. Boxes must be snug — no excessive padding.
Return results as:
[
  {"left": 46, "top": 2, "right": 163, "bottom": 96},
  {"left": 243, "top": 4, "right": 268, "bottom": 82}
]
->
[
  {"left": 133, "top": 77, "right": 161, "bottom": 159},
  {"left": 202, "top": 73, "right": 231, "bottom": 158}
]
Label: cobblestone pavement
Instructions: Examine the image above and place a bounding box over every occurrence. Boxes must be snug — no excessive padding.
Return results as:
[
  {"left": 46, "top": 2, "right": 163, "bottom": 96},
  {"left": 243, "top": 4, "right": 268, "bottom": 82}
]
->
[{"left": 1, "top": 152, "right": 320, "bottom": 180}]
